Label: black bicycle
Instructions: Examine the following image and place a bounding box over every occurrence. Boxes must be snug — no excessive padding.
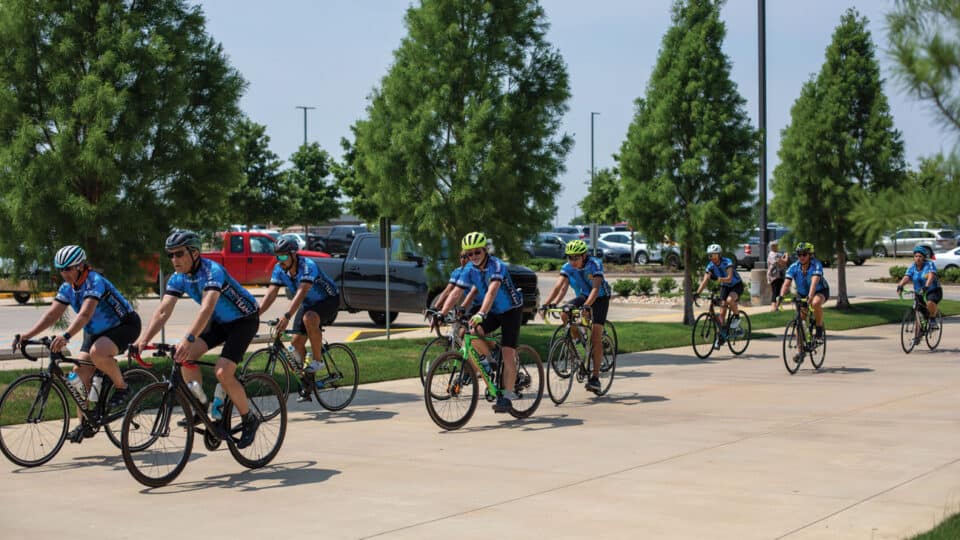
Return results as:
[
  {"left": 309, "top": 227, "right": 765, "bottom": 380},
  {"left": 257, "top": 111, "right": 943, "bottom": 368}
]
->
[
  {"left": 781, "top": 297, "right": 826, "bottom": 374},
  {"left": 544, "top": 307, "right": 616, "bottom": 404},
  {"left": 120, "top": 344, "right": 286, "bottom": 487},
  {"left": 691, "top": 293, "right": 752, "bottom": 359},
  {"left": 899, "top": 290, "right": 943, "bottom": 354},
  {"left": 240, "top": 319, "right": 359, "bottom": 411},
  {"left": 0, "top": 336, "right": 158, "bottom": 467}
]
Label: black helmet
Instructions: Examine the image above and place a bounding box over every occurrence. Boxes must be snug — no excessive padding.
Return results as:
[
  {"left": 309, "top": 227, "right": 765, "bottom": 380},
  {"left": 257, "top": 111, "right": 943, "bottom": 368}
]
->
[
  {"left": 165, "top": 229, "right": 201, "bottom": 251},
  {"left": 275, "top": 236, "right": 299, "bottom": 254}
]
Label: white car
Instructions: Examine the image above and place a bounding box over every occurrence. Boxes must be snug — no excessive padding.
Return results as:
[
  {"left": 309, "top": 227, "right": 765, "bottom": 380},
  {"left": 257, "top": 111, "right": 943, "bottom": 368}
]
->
[
  {"left": 934, "top": 247, "right": 960, "bottom": 271},
  {"left": 599, "top": 232, "right": 664, "bottom": 264}
]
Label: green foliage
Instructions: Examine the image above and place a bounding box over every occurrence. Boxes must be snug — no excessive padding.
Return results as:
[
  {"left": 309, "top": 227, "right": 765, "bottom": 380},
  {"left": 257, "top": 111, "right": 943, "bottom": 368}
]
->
[
  {"left": 352, "top": 0, "right": 573, "bottom": 265},
  {"left": 657, "top": 276, "right": 677, "bottom": 295},
  {"left": 612, "top": 278, "right": 636, "bottom": 297},
  {"left": 635, "top": 276, "right": 654, "bottom": 296},
  {"left": 580, "top": 167, "right": 621, "bottom": 224},
  {"left": 332, "top": 132, "right": 380, "bottom": 223},
  {"left": 285, "top": 143, "right": 341, "bottom": 228},
  {"left": 524, "top": 258, "right": 561, "bottom": 271},
  {"left": 227, "top": 118, "right": 290, "bottom": 228},
  {"left": 0, "top": 0, "right": 245, "bottom": 293},
  {"left": 889, "top": 265, "right": 907, "bottom": 280},
  {"left": 618, "top": 0, "right": 758, "bottom": 324},
  {"left": 941, "top": 267, "right": 960, "bottom": 283}
]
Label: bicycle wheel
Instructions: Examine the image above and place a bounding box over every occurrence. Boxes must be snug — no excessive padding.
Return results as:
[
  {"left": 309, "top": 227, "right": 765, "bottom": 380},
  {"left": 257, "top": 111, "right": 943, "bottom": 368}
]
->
[
  {"left": 0, "top": 375, "right": 69, "bottom": 467},
  {"left": 509, "top": 344, "right": 544, "bottom": 419},
  {"left": 692, "top": 313, "right": 718, "bottom": 359},
  {"left": 900, "top": 308, "right": 918, "bottom": 354},
  {"left": 241, "top": 347, "right": 293, "bottom": 401},
  {"left": 594, "top": 334, "right": 617, "bottom": 396},
  {"left": 314, "top": 343, "right": 359, "bottom": 411},
  {"left": 546, "top": 338, "right": 575, "bottom": 405},
  {"left": 224, "top": 373, "right": 286, "bottom": 469},
  {"left": 104, "top": 368, "right": 160, "bottom": 449},
  {"left": 782, "top": 320, "right": 803, "bottom": 375},
  {"left": 121, "top": 383, "right": 194, "bottom": 488},
  {"left": 424, "top": 352, "right": 478, "bottom": 430},
  {"left": 926, "top": 311, "right": 943, "bottom": 350},
  {"left": 726, "top": 312, "right": 752, "bottom": 356},
  {"left": 810, "top": 326, "right": 826, "bottom": 370},
  {"left": 419, "top": 336, "right": 454, "bottom": 387},
  {"left": 603, "top": 320, "right": 618, "bottom": 354}
]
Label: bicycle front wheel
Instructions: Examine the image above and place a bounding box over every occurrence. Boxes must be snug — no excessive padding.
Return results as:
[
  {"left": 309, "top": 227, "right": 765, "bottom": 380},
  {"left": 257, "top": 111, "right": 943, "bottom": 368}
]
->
[
  {"left": 0, "top": 375, "right": 69, "bottom": 467},
  {"left": 594, "top": 334, "right": 617, "bottom": 396},
  {"left": 900, "top": 308, "right": 918, "bottom": 354},
  {"left": 726, "top": 312, "right": 752, "bottom": 356},
  {"left": 424, "top": 352, "right": 478, "bottom": 430},
  {"left": 782, "top": 320, "right": 803, "bottom": 375},
  {"left": 419, "top": 336, "right": 454, "bottom": 387},
  {"left": 121, "top": 383, "right": 194, "bottom": 488},
  {"left": 314, "top": 343, "right": 359, "bottom": 411},
  {"left": 509, "top": 345, "right": 544, "bottom": 419},
  {"left": 104, "top": 368, "right": 160, "bottom": 449},
  {"left": 224, "top": 373, "right": 286, "bottom": 469},
  {"left": 926, "top": 311, "right": 943, "bottom": 350},
  {"left": 692, "top": 313, "right": 718, "bottom": 359},
  {"left": 810, "top": 326, "right": 826, "bottom": 370},
  {"left": 603, "top": 321, "right": 618, "bottom": 354},
  {"left": 546, "top": 338, "right": 575, "bottom": 405},
  {"left": 241, "top": 347, "right": 293, "bottom": 401}
]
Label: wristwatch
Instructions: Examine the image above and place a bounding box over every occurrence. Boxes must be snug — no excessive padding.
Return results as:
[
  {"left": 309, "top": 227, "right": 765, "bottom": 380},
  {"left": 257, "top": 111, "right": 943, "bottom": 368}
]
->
[
  {"left": 186, "top": 333, "right": 196, "bottom": 343},
  {"left": 283, "top": 312, "right": 292, "bottom": 319},
  {"left": 62, "top": 331, "right": 71, "bottom": 341}
]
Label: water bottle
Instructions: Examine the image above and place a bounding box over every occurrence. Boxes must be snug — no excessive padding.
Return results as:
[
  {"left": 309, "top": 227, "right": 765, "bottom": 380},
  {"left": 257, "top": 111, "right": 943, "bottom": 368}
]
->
[
  {"left": 87, "top": 374, "right": 104, "bottom": 405},
  {"left": 187, "top": 380, "right": 208, "bottom": 405},
  {"left": 66, "top": 371, "right": 86, "bottom": 402},
  {"left": 210, "top": 383, "right": 225, "bottom": 421},
  {"left": 286, "top": 344, "right": 302, "bottom": 366},
  {"left": 478, "top": 355, "right": 494, "bottom": 378}
]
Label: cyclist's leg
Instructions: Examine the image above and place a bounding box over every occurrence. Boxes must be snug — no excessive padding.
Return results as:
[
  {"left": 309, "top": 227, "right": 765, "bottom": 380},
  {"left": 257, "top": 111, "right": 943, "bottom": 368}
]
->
[
  {"left": 811, "top": 287, "right": 828, "bottom": 337},
  {"left": 565, "top": 296, "right": 586, "bottom": 341},
  {"left": 589, "top": 297, "right": 610, "bottom": 377},
  {"left": 494, "top": 309, "right": 522, "bottom": 395},
  {"left": 89, "top": 314, "right": 141, "bottom": 391},
  {"left": 726, "top": 282, "right": 743, "bottom": 318},
  {"left": 927, "top": 287, "right": 942, "bottom": 320},
  {"left": 211, "top": 316, "right": 260, "bottom": 416},
  {"left": 717, "top": 286, "right": 731, "bottom": 326}
]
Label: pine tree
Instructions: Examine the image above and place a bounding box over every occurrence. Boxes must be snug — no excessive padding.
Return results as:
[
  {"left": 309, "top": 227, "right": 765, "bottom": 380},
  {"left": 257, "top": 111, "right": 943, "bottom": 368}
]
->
[
  {"left": 580, "top": 167, "right": 622, "bottom": 225},
  {"left": 285, "top": 144, "right": 341, "bottom": 230},
  {"left": 228, "top": 118, "right": 290, "bottom": 230}
]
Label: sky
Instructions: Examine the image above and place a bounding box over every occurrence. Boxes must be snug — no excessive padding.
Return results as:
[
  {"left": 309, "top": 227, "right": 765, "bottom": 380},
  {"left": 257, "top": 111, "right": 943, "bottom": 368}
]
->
[{"left": 195, "top": 0, "right": 952, "bottom": 227}]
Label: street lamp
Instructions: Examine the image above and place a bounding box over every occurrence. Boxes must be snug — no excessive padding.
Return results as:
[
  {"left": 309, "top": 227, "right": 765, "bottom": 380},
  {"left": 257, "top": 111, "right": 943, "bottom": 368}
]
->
[
  {"left": 589, "top": 112, "right": 600, "bottom": 187},
  {"left": 295, "top": 105, "right": 316, "bottom": 145}
]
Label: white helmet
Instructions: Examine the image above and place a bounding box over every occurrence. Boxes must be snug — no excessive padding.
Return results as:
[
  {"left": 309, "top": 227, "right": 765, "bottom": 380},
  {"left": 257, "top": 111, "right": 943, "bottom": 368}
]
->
[{"left": 706, "top": 244, "right": 722, "bottom": 255}]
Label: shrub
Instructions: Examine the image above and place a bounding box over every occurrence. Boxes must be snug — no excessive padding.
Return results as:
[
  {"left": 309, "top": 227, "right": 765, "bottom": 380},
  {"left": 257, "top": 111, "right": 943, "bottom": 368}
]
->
[
  {"left": 613, "top": 279, "right": 636, "bottom": 297},
  {"left": 635, "top": 276, "right": 654, "bottom": 296},
  {"left": 658, "top": 276, "right": 677, "bottom": 295},
  {"left": 889, "top": 265, "right": 907, "bottom": 280},
  {"left": 942, "top": 267, "right": 960, "bottom": 283}
]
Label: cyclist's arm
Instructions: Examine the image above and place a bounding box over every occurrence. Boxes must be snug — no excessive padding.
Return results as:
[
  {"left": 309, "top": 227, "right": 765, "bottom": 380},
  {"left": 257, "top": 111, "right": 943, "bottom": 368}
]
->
[
  {"left": 431, "top": 283, "right": 456, "bottom": 310},
  {"left": 694, "top": 272, "right": 711, "bottom": 295},
  {"left": 585, "top": 276, "right": 602, "bottom": 307},
  {"left": 808, "top": 275, "right": 821, "bottom": 300},
  {"left": 284, "top": 282, "right": 312, "bottom": 319},
  {"left": 19, "top": 300, "right": 69, "bottom": 341},
  {"left": 719, "top": 266, "right": 733, "bottom": 284},
  {"left": 439, "top": 286, "right": 465, "bottom": 316},
  {"left": 61, "top": 297, "right": 98, "bottom": 339},
  {"left": 924, "top": 270, "right": 937, "bottom": 289},
  {"left": 477, "top": 280, "right": 501, "bottom": 316},
  {"left": 778, "top": 277, "right": 792, "bottom": 299},
  {"left": 137, "top": 294, "right": 178, "bottom": 346},
  {"left": 258, "top": 284, "right": 281, "bottom": 315},
  {"left": 543, "top": 275, "right": 568, "bottom": 306},
  {"left": 461, "top": 287, "right": 478, "bottom": 310}
]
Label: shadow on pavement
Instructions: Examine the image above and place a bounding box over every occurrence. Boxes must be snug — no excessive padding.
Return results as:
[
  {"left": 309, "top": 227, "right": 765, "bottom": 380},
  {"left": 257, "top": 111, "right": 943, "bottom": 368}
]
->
[
  {"left": 139, "top": 460, "right": 339, "bottom": 494},
  {"left": 559, "top": 393, "right": 669, "bottom": 408},
  {"left": 291, "top": 407, "right": 398, "bottom": 424},
  {"left": 450, "top": 413, "right": 585, "bottom": 434},
  {"left": 822, "top": 334, "right": 885, "bottom": 342},
  {"left": 351, "top": 388, "right": 421, "bottom": 407},
  {"left": 10, "top": 452, "right": 128, "bottom": 474},
  {"left": 620, "top": 352, "right": 734, "bottom": 367},
  {"left": 805, "top": 366, "right": 874, "bottom": 375},
  {"left": 612, "top": 370, "right": 652, "bottom": 379}
]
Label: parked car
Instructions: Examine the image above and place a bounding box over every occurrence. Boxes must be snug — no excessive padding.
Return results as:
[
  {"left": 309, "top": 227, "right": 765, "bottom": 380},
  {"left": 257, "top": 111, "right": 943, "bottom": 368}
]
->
[
  {"left": 551, "top": 225, "right": 615, "bottom": 239},
  {"left": 934, "top": 246, "right": 960, "bottom": 271},
  {"left": 0, "top": 258, "right": 54, "bottom": 305},
  {"left": 873, "top": 228, "right": 957, "bottom": 257},
  {"left": 599, "top": 232, "right": 665, "bottom": 264},
  {"left": 280, "top": 233, "right": 307, "bottom": 250},
  {"left": 309, "top": 224, "right": 369, "bottom": 257},
  {"left": 584, "top": 238, "right": 631, "bottom": 264},
  {"left": 523, "top": 233, "right": 566, "bottom": 259},
  {"left": 734, "top": 224, "right": 791, "bottom": 270}
]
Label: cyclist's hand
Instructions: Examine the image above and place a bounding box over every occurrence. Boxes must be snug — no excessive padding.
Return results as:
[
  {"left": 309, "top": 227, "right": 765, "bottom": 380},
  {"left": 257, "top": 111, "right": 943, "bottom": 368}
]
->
[
  {"left": 469, "top": 312, "right": 485, "bottom": 328},
  {"left": 896, "top": 285, "right": 904, "bottom": 296},
  {"left": 11, "top": 334, "right": 20, "bottom": 353},
  {"left": 276, "top": 314, "right": 290, "bottom": 334},
  {"left": 582, "top": 304, "right": 593, "bottom": 322},
  {"left": 50, "top": 334, "right": 68, "bottom": 353}
]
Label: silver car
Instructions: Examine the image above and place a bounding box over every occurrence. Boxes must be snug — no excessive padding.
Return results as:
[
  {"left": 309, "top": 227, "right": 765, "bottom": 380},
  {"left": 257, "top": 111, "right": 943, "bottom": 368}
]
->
[
  {"left": 873, "top": 228, "right": 957, "bottom": 257},
  {"left": 599, "top": 232, "right": 664, "bottom": 264}
]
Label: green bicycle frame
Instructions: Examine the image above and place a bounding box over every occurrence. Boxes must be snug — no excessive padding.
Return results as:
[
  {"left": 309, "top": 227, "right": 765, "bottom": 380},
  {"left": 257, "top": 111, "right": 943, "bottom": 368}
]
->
[{"left": 457, "top": 333, "right": 500, "bottom": 394}]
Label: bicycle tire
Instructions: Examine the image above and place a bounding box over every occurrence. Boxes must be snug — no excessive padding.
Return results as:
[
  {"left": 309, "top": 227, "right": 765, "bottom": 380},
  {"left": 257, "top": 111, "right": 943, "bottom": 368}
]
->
[
  {"left": 314, "top": 343, "right": 359, "bottom": 411},
  {"left": 726, "top": 312, "right": 752, "bottom": 356},
  {"left": 900, "top": 308, "right": 918, "bottom": 354},
  {"left": 121, "top": 383, "right": 194, "bottom": 488},
  {"left": 419, "top": 336, "right": 455, "bottom": 387},
  {"left": 603, "top": 320, "right": 618, "bottom": 354},
  {"left": 508, "top": 344, "right": 544, "bottom": 419},
  {"left": 104, "top": 368, "right": 160, "bottom": 449},
  {"left": 224, "top": 373, "right": 286, "bottom": 469},
  {"left": 692, "top": 312, "right": 718, "bottom": 359},
  {"left": 926, "top": 311, "right": 943, "bottom": 350},
  {"left": 810, "top": 326, "right": 826, "bottom": 370},
  {"left": 241, "top": 347, "right": 293, "bottom": 401},
  {"left": 594, "top": 334, "right": 616, "bottom": 396},
  {"left": 424, "top": 352, "right": 478, "bottom": 430},
  {"left": 0, "top": 375, "right": 69, "bottom": 467},
  {"left": 782, "top": 320, "right": 803, "bottom": 375},
  {"left": 546, "top": 338, "right": 575, "bottom": 405}
]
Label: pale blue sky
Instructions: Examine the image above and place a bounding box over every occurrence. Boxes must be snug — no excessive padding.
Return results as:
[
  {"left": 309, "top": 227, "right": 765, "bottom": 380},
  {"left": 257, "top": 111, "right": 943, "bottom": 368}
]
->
[{"left": 196, "top": 0, "right": 949, "bottom": 227}]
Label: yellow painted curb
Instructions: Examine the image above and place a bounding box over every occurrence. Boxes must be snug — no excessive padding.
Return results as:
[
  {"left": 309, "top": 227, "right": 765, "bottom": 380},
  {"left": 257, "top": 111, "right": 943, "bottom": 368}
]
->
[{"left": 345, "top": 327, "right": 428, "bottom": 342}]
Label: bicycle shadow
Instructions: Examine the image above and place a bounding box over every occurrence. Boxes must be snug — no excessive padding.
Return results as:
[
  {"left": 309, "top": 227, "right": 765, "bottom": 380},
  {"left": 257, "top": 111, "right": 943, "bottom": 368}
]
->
[
  {"left": 10, "top": 452, "right": 128, "bottom": 474},
  {"left": 820, "top": 335, "right": 885, "bottom": 342},
  {"left": 611, "top": 370, "right": 652, "bottom": 379},
  {"left": 449, "top": 413, "right": 585, "bottom": 434},
  {"left": 802, "top": 366, "right": 874, "bottom": 375},
  {"left": 138, "top": 460, "right": 339, "bottom": 494},
  {"left": 560, "top": 393, "right": 670, "bottom": 407},
  {"left": 352, "top": 388, "right": 422, "bottom": 407},
  {"left": 620, "top": 352, "right": 729, "bottom": 367},
  {"left": 291, "top": 406, "right": 398, "bottom": 424}
]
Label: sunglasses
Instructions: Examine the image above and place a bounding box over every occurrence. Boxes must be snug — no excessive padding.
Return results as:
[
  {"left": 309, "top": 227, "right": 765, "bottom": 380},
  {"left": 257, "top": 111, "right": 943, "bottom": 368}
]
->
[
  {"left": 466, "top": 249, "right": 484, "bottom": 257},
  {"left": 459, "top": 254, "right": 469, "bottom": 260},
  {"left": 567, "top": 254, "right": 584, "bottom": 260},
  {"left": 797, "top": 252, "right": 811, "bottom": 257},
  {"left": 276, "top": 254, "right": 290, "bottom": 262},
  {"left": 166, "top": 249, "right": 188, "bottom": 259}
]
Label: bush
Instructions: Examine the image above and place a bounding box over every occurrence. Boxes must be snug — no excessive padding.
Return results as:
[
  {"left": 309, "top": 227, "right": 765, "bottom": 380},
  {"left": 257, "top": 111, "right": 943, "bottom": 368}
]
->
[
  {"left": 613, "top": 279, "right": 636, "bottom": 297},
  {"left": 889, "top": 265, "right": 907, "bottom": 280},
  {"left": 657, "top": 276, "right": 677, "bottom": 295},
  {"left": 635, "top": 276, "right": 654, "bottom": 296},
  {"left": 942, "top": 267, "right": 960, "bottom": 283}
]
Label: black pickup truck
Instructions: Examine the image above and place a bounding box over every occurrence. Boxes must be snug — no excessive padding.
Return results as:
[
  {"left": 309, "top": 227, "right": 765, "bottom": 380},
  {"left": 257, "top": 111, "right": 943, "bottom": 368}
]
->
[{"left": 308, "top": 232, "right": 539, "bottom": 326}]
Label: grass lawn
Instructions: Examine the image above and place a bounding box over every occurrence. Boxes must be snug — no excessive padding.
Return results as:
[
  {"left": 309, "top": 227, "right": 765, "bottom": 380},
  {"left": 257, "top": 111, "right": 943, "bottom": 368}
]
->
[{"left": 910, "top": 512, "right": 960, "bottom": 539}]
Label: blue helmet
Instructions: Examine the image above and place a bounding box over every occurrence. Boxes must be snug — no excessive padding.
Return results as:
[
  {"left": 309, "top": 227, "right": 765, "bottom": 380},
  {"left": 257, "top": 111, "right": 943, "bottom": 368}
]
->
[{"left": 54, "top": 245, "right": 86, "bottom": 269}]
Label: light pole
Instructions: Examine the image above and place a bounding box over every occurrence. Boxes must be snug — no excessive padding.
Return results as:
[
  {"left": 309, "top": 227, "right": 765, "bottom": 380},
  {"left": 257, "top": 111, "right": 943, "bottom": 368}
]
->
[
  {"left": 295, "top": 105, "right": 316, "bottom": 145},
  {"left": 590, "top": 112, "right": 600, "bottom": 187}
]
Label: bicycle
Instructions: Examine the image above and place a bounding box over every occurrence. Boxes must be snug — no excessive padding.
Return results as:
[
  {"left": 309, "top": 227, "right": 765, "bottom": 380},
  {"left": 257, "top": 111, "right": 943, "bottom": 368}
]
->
[
  {"left": 780, "top": 297, "right": 826, "bottom": 374},
  {"left": 691, "top": 293, "right": 752, "bottom": 359},
  {"left": 543, "top": 307, "right": 616, "bottom": 405},
  {"left": 423, "top": 316, "right": 544, "bottom": 430},
  {"left": 120, "top": 343, "right": 286, "bottom": 487},
  {"left": 899, "top": 290, "right": 943, "bottom": 354},
  {"left": 241, "top": 319, "right": 359, "bottom": 411},
  {"left": 542, "top": 304, "right": 618, "bottom": 354},
  {"left": 0, "top": 336, "right": 158, "bottom": 467},
  {"left": 419, "top": 309, "right": 465, "bottom": 386}
]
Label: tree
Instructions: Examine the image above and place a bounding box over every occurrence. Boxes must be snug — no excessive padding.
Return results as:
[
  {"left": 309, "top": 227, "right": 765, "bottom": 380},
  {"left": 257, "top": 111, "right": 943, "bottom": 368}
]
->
[
  {"left": 285, "top": 143, "right": 340, "bottom": 230},
  {"left": 618, "top": 0, "right": 758, "bottom": 325},
  {"left": 332, "top": 132, "right": 380, "bottom": 223},
  {"left": 580, "top": 167, "right": 621, "bottom": 225},
  {"left": 352, "top": 0, "right": 572, "bottom": 264},
  {"left": 772, "top": 9, "right": 906, "bottom": 308},
  {"left": 227, "top": 118, "right": 290, "bottom": 229},
  {"left": 0, "top": 0, "right": 245, "bottom": 293}
]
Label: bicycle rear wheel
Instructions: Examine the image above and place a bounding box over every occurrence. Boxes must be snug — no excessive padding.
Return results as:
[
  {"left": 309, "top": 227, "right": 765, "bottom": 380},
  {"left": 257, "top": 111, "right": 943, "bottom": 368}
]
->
[
  {"left": 726, "top": 312, "right": 752, "bottom": 356},
  {"left": 603, "top": 321, "right": 618, "bottom": 354},
  {"left": 424, "top": 352, "right": 478, "bottom": 430},
  {"left": 809, "top": 326, "right": 826, "bottom": 370},
  {"left": 782, "top": 320, "right": 803, "bottom": 375},
  {"left": 594, "top": 334, "right": 617, "bottom": 396},
  {"left": 104, "top": 368, "right": 160, "bottom": 449},
  {"left": 121, "top": 383, "right": 194, "bottom": 488},
  {"left": 546, "top": 338, "right": 575, "bottom": 405},
  {"left": 241, "top": 347, "right": 293, "bottom": 401},
  {"left": 314, "top": 343, "right": 359, "bottom": 411},
  {"left": 419, "top": 336, "right": 454, "bottom": 387},
  {"left": 692, "top": 313, "right": 718, "bottom": 359},
  {"left": 900, "top": 308, "right": 918, "bottom": 354},
  {"left": 926, "top": 311, "right": 943, "bottom": 350},
  {"left": 508, "top": 345, "right": 544, "bottom": 419},
  {"left": 0, "top": 375, "right": 68, "bottom": 467},
  {"left": 224, "top": 373, "right": 286, "bottom": 469}
]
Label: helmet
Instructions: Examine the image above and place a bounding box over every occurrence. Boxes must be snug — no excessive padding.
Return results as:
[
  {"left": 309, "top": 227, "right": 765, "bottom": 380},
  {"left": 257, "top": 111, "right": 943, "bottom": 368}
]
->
[
  {"left": 913, "top": 244, "right": 934, "bottom": 258},
  {"left": 706, "top": 244, "right": 722, "bottom": 255},
  {"left": 795, "top": 242, "right": 815, "bottom": 255},
  {"left": 54, "top": 245, "right": 86, "bottom": 269},
  {"left": 565, "top": 239, "right": 588, "bottom": 255},
  {"left": 461, "top": 231, "right": 487, "bottom": 250},
  {"left": 275, "top": 236, "right": 299, "bottom": 254},
  {"left": 165, "top": 229, "right": 202, "bottom": 251}
]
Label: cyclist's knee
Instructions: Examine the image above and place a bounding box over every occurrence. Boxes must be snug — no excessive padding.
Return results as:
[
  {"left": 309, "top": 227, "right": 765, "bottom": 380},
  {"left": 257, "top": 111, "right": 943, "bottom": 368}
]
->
[{"left": 302, "top": 310, "right": 320, "bottom": 326}]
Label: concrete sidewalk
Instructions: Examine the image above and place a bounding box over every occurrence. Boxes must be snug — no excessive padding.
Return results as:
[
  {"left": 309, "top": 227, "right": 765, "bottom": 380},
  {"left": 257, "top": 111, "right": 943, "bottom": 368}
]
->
[{"left": 0, "top": 320, "right": 958, "bottom": 539}]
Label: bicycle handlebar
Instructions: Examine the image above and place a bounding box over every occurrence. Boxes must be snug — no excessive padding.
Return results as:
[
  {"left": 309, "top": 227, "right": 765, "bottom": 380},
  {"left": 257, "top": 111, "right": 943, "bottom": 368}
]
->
[{"left": 13, "top": 336, "right": 52, "bottom": 362}]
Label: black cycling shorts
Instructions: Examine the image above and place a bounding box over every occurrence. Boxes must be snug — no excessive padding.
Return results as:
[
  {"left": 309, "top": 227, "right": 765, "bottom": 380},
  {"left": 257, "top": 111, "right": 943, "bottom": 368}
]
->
[
  {"left": 720, "top": 282, "right": 745, "bottom": 302},
  {"left": 81, "top": 313, "right": 141, "bottom": 354},
  {"left": 813, "top": 286, "right": 830, "bottom": 303},
  {"left": 293, "top": 295, "right": 339, "bottom": 334},
  {"left": 480, "top": 307, "right": 523, "bottom": 349},
  {"left": 926, "top": 286, "right": 943, "bottom": 304},
  {"left": 198, "top": 314, "right": 259, "bottom": 363},
  {"left": 565, "top": 295, "right": 610, "bottom": 325}
]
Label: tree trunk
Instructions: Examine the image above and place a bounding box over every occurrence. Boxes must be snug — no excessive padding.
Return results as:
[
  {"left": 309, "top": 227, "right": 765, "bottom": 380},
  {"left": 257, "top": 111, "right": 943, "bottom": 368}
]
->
[
  {"left": 835, "top": 237, "right": 850, "bottom": 309},
  {"left": 682, "top": 245, "right": 695, "bottom": 325}
]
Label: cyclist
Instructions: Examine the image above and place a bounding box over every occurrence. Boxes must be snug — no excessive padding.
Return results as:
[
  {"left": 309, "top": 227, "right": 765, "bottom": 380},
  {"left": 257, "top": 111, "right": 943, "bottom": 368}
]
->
[
  {"left": 540, "top": 239, "right": 611, "bottom": 394},
  {"left": 896, "top": 245, "right": 942, "bottom": 329},
  {"left": 693, "top": 244, "right": 743, "bottom": 348},
  {"left": 14, "top": 245, "right": 141, "bottom": 442},
  {"left": 134, "top": 229, "right": 261, "bottom": 448},
  {"left": 776, "top": 242, "right": 829, "bottom": 339},
  {"left": 428, "top": 251, "right": 481, "bottom": 325},
  {"left": 257, "top": 236, "right": 340, "bottom": 402},
  {"left": 439, "top": 232, "right": 524, "bottom": 413}
]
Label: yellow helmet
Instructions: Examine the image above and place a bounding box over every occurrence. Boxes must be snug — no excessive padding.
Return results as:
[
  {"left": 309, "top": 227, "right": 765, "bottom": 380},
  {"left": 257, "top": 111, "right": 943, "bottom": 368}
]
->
[
  {"left": 461, "top": 231, "right": 487, "bottom": 250},
  {"left": 795, "top": 242, "right": 815, "bottom": 255},
  {"left": 565, "top": 239, "right": 588, "bottom": 255}
]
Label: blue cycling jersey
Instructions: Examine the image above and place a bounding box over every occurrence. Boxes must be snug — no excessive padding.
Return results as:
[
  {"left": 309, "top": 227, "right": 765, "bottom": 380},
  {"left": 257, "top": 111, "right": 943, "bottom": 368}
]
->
[
  {"left": 449, "top": 266, "right": 481, "bottom": 307},
  {"left": 455, "top": 256, "right": 522, "bottom": 314},
  {"left": 165, "top": 258, "right": 258, "bottom": 324},
  {"left": 55, "top": 270, "right": 135, "bottom": 335},
  {"left": 905, "top": 260, "right": 939, "bottom": 293},
  {"left": 270, "top": 256, "right": 338, "bottom": 306},
  {"left": 705, "top": 257, "right": 742, "bottom": 286},
  {"left": 560, "top": 257, "right": 611, "bottom": 298},
  {"left": 785, "top": 258, "right": 829, "bottom": 296}
]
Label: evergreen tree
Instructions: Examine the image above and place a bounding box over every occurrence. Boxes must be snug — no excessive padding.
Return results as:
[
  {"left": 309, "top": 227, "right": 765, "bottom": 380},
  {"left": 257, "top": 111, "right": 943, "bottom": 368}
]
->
[
  {"left": 332, "top": 133, "right": 380, "bottom": 222},
  {"left": 0, "top": 0, "right": 245, "bottom": 293},
  {"left": 619, "top": 0, "right": 757, "bottom": 325},
  {"left": 352, "top": 0, "right": 572, "bottom": 262},
  {"left": 580, "top": 167, "right": 621, "bottom": 225},
  {"left": 228, "top": 118, "right": 290, "bottom": 229},
  {"left": 285, "top": 143, "right": 341, "bottom": 230},
  {"left": 771, "top": 9, "right": 906, "bottom": 308}
]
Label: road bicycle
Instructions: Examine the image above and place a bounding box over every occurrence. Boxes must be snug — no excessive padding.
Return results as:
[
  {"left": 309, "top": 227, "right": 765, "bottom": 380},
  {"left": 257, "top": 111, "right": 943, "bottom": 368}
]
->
[
  {"left": 691, "top": 293, "right": 752, "bottom": 359},
  {"left": 419, "top": 309, "right": 503, "bottom": 387},
  {"left": 423, "top": 316, "right": 544, "bottom": 430},
  {"left": 241, "top": 319, "right": 358, "bottom": 411},
  {"left": 120, "top": 343, "right": 286, "bottom": 487},
  {"left": 542, "top": 304, "right": 618, "bottom": 354},
  {"left": 543, "top": 307, "right": 616, "bottom": 405},
  {"left": 899, "top": 290, "right": 943, "bottom": 354},
  {"left": 780, "top": 297, "right": 826, "bottom": 374},
  {"left": 0, "top": 337, "right": 158, "bottom": 467}
]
